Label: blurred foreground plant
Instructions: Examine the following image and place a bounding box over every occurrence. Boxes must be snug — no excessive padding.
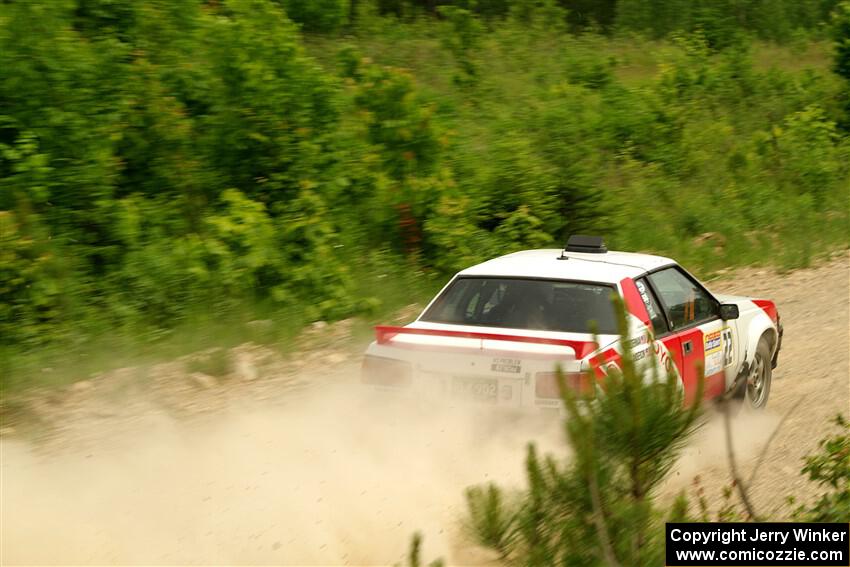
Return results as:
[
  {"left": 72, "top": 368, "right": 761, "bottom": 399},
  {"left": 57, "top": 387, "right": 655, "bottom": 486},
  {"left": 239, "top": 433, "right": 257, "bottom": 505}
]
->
[
  {"left": 465, "top": 297, "right": 703, "bottom": 566},
  {"left": 793, "top": 414, "right": 850, "bottom": 522}
]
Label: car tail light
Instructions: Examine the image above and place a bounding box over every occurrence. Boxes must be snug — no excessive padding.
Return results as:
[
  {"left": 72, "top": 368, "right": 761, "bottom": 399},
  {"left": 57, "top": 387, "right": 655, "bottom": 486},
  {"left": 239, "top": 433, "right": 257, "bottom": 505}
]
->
[
  {"left": 361, "top": 355, "right": 413, "bottom": 387},
  {"left": 535, "top": 371, "right": 593, "bottom": 399}
]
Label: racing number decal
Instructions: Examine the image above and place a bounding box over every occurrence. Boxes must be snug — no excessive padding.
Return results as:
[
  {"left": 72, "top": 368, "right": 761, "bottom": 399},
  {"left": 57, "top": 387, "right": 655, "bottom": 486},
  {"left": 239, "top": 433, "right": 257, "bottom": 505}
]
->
[{"left": 721, "top": 328, "right": 734, "bottom": 367}]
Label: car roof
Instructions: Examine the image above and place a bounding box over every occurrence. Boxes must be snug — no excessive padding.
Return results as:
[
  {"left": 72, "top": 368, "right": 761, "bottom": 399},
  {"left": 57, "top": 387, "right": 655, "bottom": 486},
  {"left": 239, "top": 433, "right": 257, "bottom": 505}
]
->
[{"left": 457, "top": 248, "right": 677, "bottom": 284}]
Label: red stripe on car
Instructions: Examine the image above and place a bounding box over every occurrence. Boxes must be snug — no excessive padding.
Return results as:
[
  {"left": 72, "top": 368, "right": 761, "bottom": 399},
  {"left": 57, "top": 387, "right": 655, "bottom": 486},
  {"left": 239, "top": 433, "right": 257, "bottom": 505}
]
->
[
  {"left": 753, "top": 299, "right": 778, "bottom": 323},
  {"left": 591, "top": 347, "right": 622, "bottom": 377},
  {"left": 620, "top": 277, "right": 651, "bottom": 328},
  {"left": 374, "top": 326, "right": 598, "bottom": 358}
]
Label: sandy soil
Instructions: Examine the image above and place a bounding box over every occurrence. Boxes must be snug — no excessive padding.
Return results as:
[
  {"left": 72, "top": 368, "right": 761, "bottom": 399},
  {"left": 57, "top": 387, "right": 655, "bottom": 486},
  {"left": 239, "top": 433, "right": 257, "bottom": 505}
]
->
[{"left": 1, "top": 251, "right": 848, "bottom": 564}]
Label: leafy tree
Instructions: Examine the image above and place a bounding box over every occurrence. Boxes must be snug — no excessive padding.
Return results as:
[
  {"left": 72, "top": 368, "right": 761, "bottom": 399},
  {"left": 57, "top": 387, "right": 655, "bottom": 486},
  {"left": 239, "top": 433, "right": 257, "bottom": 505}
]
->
[{"left": 350, "top": 59, "right": 447, "bottom": 255}]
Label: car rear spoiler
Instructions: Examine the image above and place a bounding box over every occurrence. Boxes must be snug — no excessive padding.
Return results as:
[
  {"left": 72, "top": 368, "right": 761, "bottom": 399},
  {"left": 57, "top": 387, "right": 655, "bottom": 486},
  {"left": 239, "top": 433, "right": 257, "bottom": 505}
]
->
[{"left": 374, "top": 326, "right": 597, "bottom": 359}]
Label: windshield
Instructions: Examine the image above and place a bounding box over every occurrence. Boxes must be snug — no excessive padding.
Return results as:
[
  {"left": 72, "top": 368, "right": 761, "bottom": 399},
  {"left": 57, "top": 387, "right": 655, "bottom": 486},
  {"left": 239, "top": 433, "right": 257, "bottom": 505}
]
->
[{"left": 420, "top": 277, "right": 618, "bottom": 334}]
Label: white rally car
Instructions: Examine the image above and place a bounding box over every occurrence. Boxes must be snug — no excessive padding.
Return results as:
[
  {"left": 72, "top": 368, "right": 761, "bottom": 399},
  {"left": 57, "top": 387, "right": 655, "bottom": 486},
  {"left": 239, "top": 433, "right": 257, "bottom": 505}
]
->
[{"left": 362, "top": 236, "right": 782, "bottom": 410}]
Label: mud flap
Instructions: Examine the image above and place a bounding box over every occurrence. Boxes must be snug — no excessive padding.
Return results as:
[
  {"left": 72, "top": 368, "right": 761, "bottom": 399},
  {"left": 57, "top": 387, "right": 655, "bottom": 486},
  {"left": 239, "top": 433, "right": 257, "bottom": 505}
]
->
[
  {"left": 730, "top": 357, "right": 749, "bottom": 400},
  {"left": 771, "top": 323, "right": 783, "bottom": 369}
]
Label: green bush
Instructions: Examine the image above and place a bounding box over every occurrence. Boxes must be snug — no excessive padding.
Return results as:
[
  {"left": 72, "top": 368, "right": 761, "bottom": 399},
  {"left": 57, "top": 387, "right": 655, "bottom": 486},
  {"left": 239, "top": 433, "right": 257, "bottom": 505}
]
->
[
  {"left": 836, "top": 2, "right": 850, "bottom": 81},
  {"left": 278, "top": 0, "right": 350, "bottom": 32},
  {"left": 615, "top": 0, "right": 839, "bottom": 43},
  {"left": 833, "top": 1, "right": 850, "bottom": 126},
  {"left": 0, "top": 212, "right": 68, "bottom": 347}
]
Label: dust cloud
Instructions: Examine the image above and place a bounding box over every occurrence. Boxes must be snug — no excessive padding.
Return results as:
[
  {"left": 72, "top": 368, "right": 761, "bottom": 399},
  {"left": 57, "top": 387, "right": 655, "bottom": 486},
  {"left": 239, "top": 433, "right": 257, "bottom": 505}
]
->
[
  {"left": 1, "top": 382, "right": 564, "bottom": 565},
  {"left": 1, "top": 375, "right": 785, "bottom": 565},
  {"left": 663, "top": 406, "right": 781, "bottom": 499}
]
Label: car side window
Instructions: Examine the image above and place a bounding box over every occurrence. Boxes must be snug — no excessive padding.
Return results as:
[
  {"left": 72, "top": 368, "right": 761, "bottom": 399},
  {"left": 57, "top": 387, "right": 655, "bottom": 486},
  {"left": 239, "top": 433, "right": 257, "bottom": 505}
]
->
[
  {"left": 635, "top": 277, "right": 668, "bottom": 335},
  {"left": 647, "top": 267, "right": 718, "bottom": 330}
]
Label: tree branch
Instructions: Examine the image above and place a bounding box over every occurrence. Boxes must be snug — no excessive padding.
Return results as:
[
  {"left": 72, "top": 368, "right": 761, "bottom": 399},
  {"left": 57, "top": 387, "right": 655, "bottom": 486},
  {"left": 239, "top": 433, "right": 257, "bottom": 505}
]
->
[
  {"left": 587, "top": 468, "right": 622, "bottom": 567},
  {"left": 722, "top": 400, "right": 761, "bottom": 521},
  {"left": 747, "top": 394, "right": 808, "bottom": 488}
]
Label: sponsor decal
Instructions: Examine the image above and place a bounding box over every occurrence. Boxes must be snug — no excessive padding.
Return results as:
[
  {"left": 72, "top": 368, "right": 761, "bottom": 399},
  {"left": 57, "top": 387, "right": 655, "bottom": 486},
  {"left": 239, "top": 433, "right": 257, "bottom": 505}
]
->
[
  {"left": 491, "top": 357, "right": 521, "bottom": 373},
  {"left": 626, "top": 334, "right": 650, "bottom": 349},
  {"left": 595, "top": 335, "right": 652, "bottom": 375},
  {"left": 704, "top": 330, "right": 723, "bottom": 376},
  {"left": 633, "top": 346, "right": 651, "bottom": 362},
  {"left": 626, "top": 332, "right": 652, "bottom": 363},
  {"left": 705, "top": 331, "right": 721, "bottom": 351},
  {"left": 654, "top": 340, "right": 679, "bottom": 376},
  {"left": 721, "top": 328, "right": 734, "bottom": 367},
  {"left": 635, "top": 280, "right": 658, "bottom": 320}
]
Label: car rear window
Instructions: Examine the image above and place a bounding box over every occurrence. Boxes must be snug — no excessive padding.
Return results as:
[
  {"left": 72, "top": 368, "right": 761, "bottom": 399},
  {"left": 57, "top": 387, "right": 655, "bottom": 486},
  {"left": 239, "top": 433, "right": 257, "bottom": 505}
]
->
[{"left": 420, "top": 277, "right": 618, "bottom": 334}]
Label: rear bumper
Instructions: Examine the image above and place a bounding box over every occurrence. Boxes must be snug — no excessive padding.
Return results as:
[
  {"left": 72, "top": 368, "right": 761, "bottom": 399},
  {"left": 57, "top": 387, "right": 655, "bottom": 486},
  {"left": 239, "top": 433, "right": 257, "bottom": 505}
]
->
[{"left": 359, "top": 381, "right": 566, "bottom": 415}]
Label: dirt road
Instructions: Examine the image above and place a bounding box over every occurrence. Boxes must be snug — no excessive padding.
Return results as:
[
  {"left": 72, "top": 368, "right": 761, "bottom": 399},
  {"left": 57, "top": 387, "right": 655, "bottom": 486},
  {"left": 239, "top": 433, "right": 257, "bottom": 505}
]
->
[
  {"left": 695, "top": 251, "right": 850, "bottom": 516},
  {"left": 1, "top": 252, "right": 848, "bottom": 564}
]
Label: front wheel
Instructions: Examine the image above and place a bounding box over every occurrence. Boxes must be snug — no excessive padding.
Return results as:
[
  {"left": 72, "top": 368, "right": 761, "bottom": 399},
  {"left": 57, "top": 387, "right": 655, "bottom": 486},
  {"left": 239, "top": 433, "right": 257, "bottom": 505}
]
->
[{"left": 742, "top": 337, "right": 772, "bottom": 410}]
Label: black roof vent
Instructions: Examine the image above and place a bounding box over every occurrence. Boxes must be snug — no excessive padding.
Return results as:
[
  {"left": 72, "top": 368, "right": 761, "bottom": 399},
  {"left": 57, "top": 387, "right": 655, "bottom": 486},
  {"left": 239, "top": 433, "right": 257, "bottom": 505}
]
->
[{"left": 564, "top": 234, "right": 607, "bottom": 254}]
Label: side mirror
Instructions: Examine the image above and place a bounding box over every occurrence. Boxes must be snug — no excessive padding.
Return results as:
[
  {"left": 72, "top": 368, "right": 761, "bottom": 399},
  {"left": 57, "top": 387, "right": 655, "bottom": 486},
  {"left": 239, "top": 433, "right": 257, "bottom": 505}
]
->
[{"left": 719, "top": 304, "right": 739, "bottom": 320}]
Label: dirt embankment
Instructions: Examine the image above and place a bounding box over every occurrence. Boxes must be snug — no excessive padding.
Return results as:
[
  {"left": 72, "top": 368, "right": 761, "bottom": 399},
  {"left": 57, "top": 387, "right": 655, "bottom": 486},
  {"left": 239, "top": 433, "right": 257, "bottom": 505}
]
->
[{"left": 1, "top": 252, "right": 848, "bottom": 564}]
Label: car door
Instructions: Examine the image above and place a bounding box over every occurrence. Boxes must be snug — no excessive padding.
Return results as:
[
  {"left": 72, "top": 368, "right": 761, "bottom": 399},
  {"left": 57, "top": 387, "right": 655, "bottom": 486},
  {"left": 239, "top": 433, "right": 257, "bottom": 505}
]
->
[{"left": 644, "top": 266, "right": 729, "bottom": 403}]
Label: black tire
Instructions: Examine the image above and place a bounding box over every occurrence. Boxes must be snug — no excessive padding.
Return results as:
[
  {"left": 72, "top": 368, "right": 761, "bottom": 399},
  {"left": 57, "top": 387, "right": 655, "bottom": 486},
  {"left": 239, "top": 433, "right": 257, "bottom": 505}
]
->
[{"left": 741, "top": 337, "right": 772, "bottom": 410}]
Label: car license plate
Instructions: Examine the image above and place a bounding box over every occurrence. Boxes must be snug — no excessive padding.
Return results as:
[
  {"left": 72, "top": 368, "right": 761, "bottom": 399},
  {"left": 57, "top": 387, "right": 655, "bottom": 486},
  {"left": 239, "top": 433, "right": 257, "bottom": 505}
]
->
[{"left": 452, "top": 377, "right": 497, "bottom": 402}]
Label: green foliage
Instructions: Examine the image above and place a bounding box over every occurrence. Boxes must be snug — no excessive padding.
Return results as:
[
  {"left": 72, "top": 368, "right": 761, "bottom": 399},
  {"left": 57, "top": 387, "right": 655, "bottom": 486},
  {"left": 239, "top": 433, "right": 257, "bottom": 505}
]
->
[
  {"left": 0, "top": 211, "right": 68, "bottom": 346},
  {"left": 0, "top": 0, "right": 357, "bottom": 352},
  {"left": 833, "top": 1, "right": 850, "bottom": 126},
  {"left": 794, "top": 414, "right": 850, "bottom": 522},
  {"left": 422, "top": 196, "right": 495, "bottom": 272},
  {"left": 365, "top": 0, "right": 838, "bottom": 38},
  {"left": 2, "top": 0, "right": 849, "bottom": 388},
  {"left": 278, "top": 0, "right": 350, "bottom": 32},
  {"left": 465, "top": 298, "right": 704, "bottom": 566},
  {"left": 769, "top": 105, "right": 844, "bottom": 203},
  {"left": 353, "top": 63, "right": 441, "bottom": 180},
  {"left": 509, "top": 0, "right": 568, "bottom": 31},
  {"left": 615, "top": 0, "right": 839, "bottom": 44},
  {"left": 396, "top": 532, "right": 444, "bottom": 567},
  {"left": 438, "top": 4, "right": 484, "bottom": 86},
  {"left": 836, "top": 2, "right": 850, "bottom": 81}
]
